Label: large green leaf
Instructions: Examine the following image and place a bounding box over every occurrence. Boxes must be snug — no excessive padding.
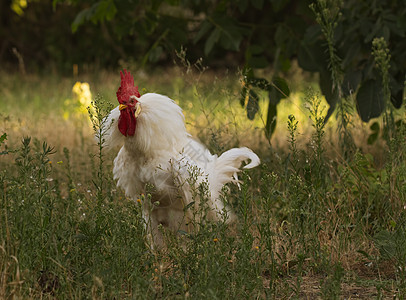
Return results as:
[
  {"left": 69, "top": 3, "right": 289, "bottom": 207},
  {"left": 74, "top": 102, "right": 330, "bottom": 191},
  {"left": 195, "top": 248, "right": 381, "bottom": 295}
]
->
[
  {"left": 94, "top": 0, "right": 116, "bottom": 21},
  {"left": 204, "top": 28, "right": 221, "bottom": 55},
  {"left": 72, "top": 7, "right": 92, "bottom": 32},
  {"left": 193, "top": 20, "right": 213, "bottom": 44},
  {"left": 246, "top": 90, "right": 259, "bottom": 120},
  {"left": 71, "top": 0, "right": 117, "bottom": 32},
  {"left": 319, "top": 69, "right": 339, "bottom": 123},
  {"left": 219, "top": 27, "right": 243, "bottom": 51},
  {"left": 270, "top": 76, "right": 290, "bottom": 102},
  {"left": 390, "top": 72, "right": 406, "bottom": 109},
  {"left": 356, "top": 79, "right": 385, "bottom": 122},
  {"left": 298, "top": 41, "right": 326, "bottom": 72},
  {"left": 341, "top": 40, "right": 361, "bottom": 69},
  {"left": 265, "top": 103, "right": 277, "bottom": 139},
  {"left": 241, "top": 74, "right": 290, "bottom": 139},
  {"left": 302, "top": 24, "right": 322, "bottom": 44},
  {"left": 391, "top": 88, "right": 404, "bottom": 109},
  {"left": 202, "top": 14, "right": 248, "bottom": 55},
  {"left": 266, "top": 76, "right": 290, "bottom": 139},
  {"left": 240, "top": 85, "right": 248, "bottom": 107},
  {"left": 342, "top": 70, "right": 362, "bottom": 97},
  {"left": 245, "top": 45, "right": 268, "bottom": 68}
]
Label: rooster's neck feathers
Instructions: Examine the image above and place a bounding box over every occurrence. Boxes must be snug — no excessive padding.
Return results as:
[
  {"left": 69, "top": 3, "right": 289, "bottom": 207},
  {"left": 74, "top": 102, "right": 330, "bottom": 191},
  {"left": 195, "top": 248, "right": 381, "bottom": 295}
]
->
[{"left": 104, "top": 93, "right": 189, "bottom": 158}]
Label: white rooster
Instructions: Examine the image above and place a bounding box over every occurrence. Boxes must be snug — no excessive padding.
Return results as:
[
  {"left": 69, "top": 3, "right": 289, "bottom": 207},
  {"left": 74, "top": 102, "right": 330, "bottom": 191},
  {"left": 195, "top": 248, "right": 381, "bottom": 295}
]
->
[{"left": 104, "top": 70, "right": 260, "bottom": 248}]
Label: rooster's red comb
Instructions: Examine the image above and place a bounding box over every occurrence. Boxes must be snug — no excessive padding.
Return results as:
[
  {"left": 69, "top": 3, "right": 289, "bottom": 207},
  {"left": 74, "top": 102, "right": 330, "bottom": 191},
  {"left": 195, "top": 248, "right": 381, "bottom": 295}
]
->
[{"left": 116, "top": 69, "right": 141, "bottom": 104}]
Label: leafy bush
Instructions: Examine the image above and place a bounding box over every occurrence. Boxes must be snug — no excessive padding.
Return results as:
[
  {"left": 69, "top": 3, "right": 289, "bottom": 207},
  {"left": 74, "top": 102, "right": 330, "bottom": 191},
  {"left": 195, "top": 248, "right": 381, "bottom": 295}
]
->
[{"left": 4, "top": 0, "right": 404, "bottom": 132}]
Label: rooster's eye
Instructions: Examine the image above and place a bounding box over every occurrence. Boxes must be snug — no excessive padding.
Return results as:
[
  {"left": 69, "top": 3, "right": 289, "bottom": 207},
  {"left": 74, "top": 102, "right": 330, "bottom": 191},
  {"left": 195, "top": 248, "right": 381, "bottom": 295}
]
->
[{"left": 129, "top": 96, "right": 138, "bottom": 105}]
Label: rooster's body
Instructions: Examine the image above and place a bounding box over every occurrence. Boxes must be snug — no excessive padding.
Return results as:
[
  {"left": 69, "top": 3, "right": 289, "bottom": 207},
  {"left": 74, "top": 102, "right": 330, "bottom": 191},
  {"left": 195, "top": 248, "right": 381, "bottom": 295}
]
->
[{"left": 104, "top": 71, "right": 260, "bottom": 247}]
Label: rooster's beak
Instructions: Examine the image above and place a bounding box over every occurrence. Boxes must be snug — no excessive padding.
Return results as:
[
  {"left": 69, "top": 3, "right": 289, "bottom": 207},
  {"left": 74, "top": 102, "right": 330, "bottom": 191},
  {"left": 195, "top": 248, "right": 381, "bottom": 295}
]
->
[
  {"left": 119, "top": 103, "right": 128, "bottom": 111},
  {"left": 119, "top": 102, "right": 142, "bottom": 118}
]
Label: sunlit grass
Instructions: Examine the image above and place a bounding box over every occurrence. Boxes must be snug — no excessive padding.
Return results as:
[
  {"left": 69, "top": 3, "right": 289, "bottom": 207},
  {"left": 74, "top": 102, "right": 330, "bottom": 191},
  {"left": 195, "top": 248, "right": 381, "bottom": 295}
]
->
[
  {"left": 1, "top": 66, "right": 400, "bottom": 156},
  {"left": 0, "top": 66, "right": 405, "bottom": 298}
]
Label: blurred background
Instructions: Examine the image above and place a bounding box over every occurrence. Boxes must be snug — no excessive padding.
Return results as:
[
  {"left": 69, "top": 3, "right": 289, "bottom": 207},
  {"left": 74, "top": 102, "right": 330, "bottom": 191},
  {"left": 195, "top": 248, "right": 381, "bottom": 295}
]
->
[
  {"left": 0, "top": 0, "right": 405, "bottom": 150},
  {"left": 2, "top": 0, "right": 316, "bottom": 72}
]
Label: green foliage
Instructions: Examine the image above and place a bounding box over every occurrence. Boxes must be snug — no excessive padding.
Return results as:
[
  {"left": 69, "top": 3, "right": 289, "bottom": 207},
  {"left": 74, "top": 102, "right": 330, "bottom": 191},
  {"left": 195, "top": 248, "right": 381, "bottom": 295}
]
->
[
  {"left": 310, "top": 0, "right": 343, "bottom": 98},
  {"left": 2, "top": 0, "right": 405, "bottom": 134},
  {"left": 1, "top": 71, "right": 406, "bottom": 298},
  {"left": 320, "top": 262, "right": 344, "bottom": 300},
  {"left": 0, "top": 133, "right": 6, "bottom": 144},
  {"left": 240, "top": 69, "right": 290, "bottom": 139},
  {"left": 372, "top": 37, "right": 391, "bottom": 102},
  {"left": 194, "top": 14, "right": 248, "bottom": 56},
  {"left": 303, "top": 0, "right": 405, "bottom": 122},
  {"left": 71, "top": 0, "right": 117, "bottom": 33},
  {"left": 372, "top": 37, "right": 396, "bottom": 142},
  {"left": 0, "top": 133, "right": 12, "bottom": 155},
  {"left": 306, "top": 89, "right": 327, "bottom": 189},
  {"left": 88, "top": 94, "right": 114, "bottom": 199},
  {"left": 373, "top": 220, "right": 406, "bottom": 298},
  {"left": 1, "top": 131, "right": 147, "bottom": 298},
  {"left": 356, "top": 79, "right": 385, "bottom": 122},
  {"left": 287, "top": 114, "right": 299, "bottom": 170}
]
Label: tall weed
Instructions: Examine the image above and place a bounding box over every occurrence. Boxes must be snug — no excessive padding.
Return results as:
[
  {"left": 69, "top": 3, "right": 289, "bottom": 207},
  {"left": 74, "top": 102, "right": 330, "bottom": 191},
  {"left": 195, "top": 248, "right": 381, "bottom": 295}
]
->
[{"left": 0, "top": 58, "right": 405, "bottom": 298}]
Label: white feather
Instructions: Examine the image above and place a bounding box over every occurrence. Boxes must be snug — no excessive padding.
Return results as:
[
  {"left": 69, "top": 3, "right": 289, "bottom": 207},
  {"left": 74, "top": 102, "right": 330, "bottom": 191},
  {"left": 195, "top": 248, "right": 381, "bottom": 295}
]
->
[{"left": 104, "top": 92, "right": 260, "bottom": 248}]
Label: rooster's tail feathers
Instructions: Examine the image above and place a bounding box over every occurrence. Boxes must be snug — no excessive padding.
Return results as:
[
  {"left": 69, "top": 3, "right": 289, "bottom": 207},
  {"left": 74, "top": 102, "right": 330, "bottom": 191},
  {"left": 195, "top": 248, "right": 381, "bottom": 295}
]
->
[
  {"left": 208, "top": 147, "right": 260, "bottom": 194},
  {"left": 217, "top": 147, "right": 260, "bottom": 170}
]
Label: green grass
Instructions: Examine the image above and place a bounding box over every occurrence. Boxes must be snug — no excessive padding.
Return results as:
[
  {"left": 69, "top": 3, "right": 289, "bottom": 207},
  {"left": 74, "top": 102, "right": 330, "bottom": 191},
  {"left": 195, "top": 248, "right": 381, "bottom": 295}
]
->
[{"left": 1, "top": 66, "right": 405, "bottom": 299}]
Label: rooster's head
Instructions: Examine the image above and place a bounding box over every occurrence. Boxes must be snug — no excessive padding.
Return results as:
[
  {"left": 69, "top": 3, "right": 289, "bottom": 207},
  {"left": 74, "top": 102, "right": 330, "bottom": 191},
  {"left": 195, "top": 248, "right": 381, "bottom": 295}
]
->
[{"left": 116, "top": 69, "right": 141, "bottom": 136}]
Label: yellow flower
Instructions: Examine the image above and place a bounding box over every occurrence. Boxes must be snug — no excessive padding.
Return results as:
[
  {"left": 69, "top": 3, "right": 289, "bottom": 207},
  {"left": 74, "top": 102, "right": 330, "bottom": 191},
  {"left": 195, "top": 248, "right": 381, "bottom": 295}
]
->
[
  {"left": 64, "top": 81, "right": 94, "bottom": 125},
  {"left": 213, "top": 238, "right": 218, "bottom": 243},
  {"left": 72, "top": 82, "right": 92, "bottom": 114}
]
